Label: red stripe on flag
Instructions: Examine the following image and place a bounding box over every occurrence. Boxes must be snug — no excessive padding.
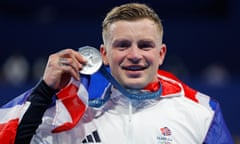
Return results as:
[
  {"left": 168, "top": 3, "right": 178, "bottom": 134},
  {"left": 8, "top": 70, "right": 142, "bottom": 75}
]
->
[
  {"left": 52, "top": 83, "right": 86, "bottom": 133},
  {"left": 0, "top": 119, "right": 19, "bottom": 144},
  {"left": 158, "top": 70, "right": 198, "bottom": 102}
]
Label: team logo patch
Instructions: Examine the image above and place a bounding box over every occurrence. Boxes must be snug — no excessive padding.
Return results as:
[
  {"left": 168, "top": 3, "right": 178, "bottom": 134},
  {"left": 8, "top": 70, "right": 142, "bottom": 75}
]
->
[
  {"left": 160, "top": 127, "right": 172, "bottom": 136},
  {"left": 156, "top": 126, "right": 173, "bottom": 144}
]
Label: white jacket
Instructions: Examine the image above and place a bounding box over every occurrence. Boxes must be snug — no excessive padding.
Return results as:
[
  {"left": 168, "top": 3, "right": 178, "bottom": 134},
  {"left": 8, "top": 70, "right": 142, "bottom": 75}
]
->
[{"left": 30, "top": 70, "right": 231, "bottom": 144}]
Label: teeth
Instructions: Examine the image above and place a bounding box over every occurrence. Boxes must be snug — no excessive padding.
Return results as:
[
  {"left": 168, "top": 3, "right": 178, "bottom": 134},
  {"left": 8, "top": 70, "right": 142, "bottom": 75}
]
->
[{"left": 123, "top": 66, "right": 146, "bottom": 71}]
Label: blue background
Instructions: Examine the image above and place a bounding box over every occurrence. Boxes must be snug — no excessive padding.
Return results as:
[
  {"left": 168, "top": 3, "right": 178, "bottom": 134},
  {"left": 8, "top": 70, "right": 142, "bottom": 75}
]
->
[{"left": 0, "top": 0, "right": 239, "bottom": 141}]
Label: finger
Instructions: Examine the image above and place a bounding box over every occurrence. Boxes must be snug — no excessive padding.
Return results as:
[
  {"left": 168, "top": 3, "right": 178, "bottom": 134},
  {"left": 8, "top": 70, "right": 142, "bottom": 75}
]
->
[
  {"left": 58, "top": 57, "right": 80, "bottom": 80},
  {"left": 58, "top": 56, "right": 84, "bottom": 73},
  {"left": 69, "top": 50, "right": 87, "bottom": 70},
  {"left": 72, "top": 50, "right": 87, "bottom": 64},
  {"left": 58, "top": 62, "right": 80, "bottom": 80},
  {"left": 58, "top": 49, "right": 86, "bottom": 69}
]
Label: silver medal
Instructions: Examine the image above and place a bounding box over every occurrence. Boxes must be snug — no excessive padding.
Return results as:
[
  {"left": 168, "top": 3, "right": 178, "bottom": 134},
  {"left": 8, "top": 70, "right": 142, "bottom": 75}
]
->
[{"left": 78, "top": 46, "right": 103, "bottom": 75}]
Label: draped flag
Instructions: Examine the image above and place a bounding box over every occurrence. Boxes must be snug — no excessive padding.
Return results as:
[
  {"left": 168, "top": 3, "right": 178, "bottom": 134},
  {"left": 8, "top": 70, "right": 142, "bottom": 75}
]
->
[
  {"left": 0, "top": 90, "right": 32, "bottom": 144},
  {"left": 0, "top": 69, "right": 190, "bottom": 144},
  {"left": 52, "top": 78, "right": 89, "bottom": 133},
  {"left": 0, "top": 69, "right": 194, "bottom": 144},
  {"left": 0, "top": 76, "right": 91, "bottom": 144},
  {"left": 0, "top": 69, "right": 233, "bottom": 144}
]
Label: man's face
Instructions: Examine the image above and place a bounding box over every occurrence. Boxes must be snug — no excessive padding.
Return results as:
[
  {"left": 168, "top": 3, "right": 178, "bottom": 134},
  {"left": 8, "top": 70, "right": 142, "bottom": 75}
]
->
[{"left": 101, "top": 18, "right": 166, "bottom": 89}]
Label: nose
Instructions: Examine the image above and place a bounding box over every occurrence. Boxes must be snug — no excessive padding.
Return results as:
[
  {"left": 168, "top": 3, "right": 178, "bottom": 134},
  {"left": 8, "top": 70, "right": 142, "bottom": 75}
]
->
[{"left": 127, "top": 46, "right": 142, "bottom": 63}]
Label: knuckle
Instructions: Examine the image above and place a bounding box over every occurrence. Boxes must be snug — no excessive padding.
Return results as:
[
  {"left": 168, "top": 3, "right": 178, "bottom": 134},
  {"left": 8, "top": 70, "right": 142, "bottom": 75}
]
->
[
  {"left": 49, "top": 54, "right": 56, "bottom": 60},
  {"left": 57, "top": 48, "right": 73, "bottom": 56},
  {"left": 64, "top": 48, "right": 74, "bottom": 54}
]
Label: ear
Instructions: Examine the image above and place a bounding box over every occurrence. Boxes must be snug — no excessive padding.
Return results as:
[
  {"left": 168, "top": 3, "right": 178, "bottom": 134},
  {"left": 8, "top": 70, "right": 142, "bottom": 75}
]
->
[
  {"left": 100, "top": 44, "right": 109, "bottom": 65},
  {"left": 159, "top": 44, "right": 167, "bottom": 66}
]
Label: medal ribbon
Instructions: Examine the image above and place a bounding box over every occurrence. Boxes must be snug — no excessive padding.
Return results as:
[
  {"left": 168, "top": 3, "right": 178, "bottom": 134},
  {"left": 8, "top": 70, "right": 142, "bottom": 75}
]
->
[{"left": 88, "top": 65, "right": 162, "bottom": 107}]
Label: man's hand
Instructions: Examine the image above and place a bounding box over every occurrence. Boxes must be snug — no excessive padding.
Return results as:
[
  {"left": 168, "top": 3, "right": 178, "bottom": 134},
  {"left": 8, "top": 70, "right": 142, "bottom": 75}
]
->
[{"left": 42, "top": 49, "right": 86, "bottom": 90}]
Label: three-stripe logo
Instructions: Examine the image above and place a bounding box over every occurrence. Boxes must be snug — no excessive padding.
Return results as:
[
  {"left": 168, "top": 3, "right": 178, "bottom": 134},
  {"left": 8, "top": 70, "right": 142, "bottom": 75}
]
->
[{"left": 82, "top": 130, "right": 101, "bottom": 143}]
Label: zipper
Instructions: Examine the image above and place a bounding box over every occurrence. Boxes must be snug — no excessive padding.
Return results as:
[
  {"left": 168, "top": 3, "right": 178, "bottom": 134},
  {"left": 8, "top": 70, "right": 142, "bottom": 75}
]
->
[{"left": 127, "top": 99, "right": 134, "bottom": 144}]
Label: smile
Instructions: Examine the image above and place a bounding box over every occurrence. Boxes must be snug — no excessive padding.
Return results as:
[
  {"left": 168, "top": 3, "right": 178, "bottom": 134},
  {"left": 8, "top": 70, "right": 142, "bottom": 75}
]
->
[{"left": 121, "top": 64, "right": 149, "bottom": 71}]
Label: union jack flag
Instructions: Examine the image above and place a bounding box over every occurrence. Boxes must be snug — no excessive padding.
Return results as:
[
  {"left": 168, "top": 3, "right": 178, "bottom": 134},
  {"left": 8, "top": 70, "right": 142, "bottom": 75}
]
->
[
  {"left": 0, "top": 72, "right": 109, "bottom": 144},
  {"left": 0, "top": 77, "right": 90, "bottom": 144}
]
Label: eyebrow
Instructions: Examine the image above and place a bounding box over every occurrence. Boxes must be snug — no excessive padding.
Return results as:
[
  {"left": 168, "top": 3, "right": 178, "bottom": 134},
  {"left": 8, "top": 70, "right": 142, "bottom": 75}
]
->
[
  {"left": 138, "top": 39, "right": 155, "bottom": 46},
  {"left": 112, "top": 39, "right": 131, "bottom": 46}
]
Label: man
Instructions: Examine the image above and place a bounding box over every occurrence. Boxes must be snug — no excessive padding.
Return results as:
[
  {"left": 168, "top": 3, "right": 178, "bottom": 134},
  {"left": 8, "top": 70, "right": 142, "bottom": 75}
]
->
[{"left": 14, "top": 3, "right": 232, "bottom": 144}]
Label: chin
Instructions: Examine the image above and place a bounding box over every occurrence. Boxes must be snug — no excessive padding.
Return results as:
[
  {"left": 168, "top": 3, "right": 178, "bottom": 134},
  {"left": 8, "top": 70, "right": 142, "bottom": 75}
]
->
[
  {"left": 123, "top": 81, "right": 146, "bottom": 90},
  {"left": 117, "top": 75, "right": 149, "bottom": 89}
]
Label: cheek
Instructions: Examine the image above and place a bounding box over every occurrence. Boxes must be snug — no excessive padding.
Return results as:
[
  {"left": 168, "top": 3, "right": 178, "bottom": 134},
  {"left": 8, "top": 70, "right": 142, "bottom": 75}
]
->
[
  {"left": 147, "top": 53, "right": 161, "bottom": 64},
  {"left": 108, "top": 51, "right": 124, "bottom": 65},
  {"left": 102, "top": 49, "right": 120, "bottom": 65}
]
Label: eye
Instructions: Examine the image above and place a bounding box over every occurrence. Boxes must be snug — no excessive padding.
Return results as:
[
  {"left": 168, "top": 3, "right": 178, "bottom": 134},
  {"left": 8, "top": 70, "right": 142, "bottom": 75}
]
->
[
  {"left": 113, "top": 40, "right": 131, "bottom": 50},
  {"left": 138, "top": 40, "right": 155, "bottom": 50}
]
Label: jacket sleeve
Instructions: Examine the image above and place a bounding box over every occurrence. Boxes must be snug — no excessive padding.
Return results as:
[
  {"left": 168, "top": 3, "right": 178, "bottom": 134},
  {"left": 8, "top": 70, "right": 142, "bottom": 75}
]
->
[
  {"left": 203, "top": 100, "right": 234, "bottom": 144},
  {"left": 14, "top": 80, "right": 56, "bottom": 144}
]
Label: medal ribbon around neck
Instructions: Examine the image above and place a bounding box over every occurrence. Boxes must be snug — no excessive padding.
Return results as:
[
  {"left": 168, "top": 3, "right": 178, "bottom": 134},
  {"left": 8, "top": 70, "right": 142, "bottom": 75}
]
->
[{"left": 79, "top": 46, "right": 162, "bottom": 108}]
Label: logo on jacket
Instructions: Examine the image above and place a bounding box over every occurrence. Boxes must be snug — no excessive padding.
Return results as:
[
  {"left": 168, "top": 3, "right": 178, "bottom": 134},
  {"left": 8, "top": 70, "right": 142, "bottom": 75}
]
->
[
  {"left": 160, "top": 126, "right": 172, "bottom": 136},
  {"left": 156, "top": 126, "right": 173, "bottom": 144},
  {"left": 82, "top": 130, "right": 102, "bottom": 143}
]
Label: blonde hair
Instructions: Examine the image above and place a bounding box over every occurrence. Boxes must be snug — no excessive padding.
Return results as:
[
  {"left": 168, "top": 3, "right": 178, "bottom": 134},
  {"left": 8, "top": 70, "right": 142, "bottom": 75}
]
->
[{"left": 102, "top": 3, "right": 163, "bottom": 43}]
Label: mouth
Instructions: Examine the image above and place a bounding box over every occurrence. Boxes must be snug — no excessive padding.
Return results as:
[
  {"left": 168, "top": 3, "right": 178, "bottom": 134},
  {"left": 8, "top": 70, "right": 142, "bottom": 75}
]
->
[{"left": 121, "top": 64, "right": 149, "bottom": 71}]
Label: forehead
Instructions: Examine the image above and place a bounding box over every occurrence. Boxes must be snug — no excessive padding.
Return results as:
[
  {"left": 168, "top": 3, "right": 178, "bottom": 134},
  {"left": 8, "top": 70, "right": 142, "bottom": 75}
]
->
[{"left": 107, "top": 19, "right": 162, "bottom": 40}]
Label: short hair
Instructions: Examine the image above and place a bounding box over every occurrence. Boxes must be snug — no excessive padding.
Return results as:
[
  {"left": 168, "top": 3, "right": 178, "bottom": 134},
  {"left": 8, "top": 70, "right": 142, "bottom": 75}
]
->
[{"left": 102, "top": 3, "right": 163, "bottom": 43}]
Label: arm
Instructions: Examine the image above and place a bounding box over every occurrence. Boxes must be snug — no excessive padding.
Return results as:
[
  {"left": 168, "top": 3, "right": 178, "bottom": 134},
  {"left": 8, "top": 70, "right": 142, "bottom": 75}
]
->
[
  {"left": 14, "top": 49, "right": 86, "bottom": 144},
  {"left": 15, "top": 80, "right": 56, "bottom": 144}
]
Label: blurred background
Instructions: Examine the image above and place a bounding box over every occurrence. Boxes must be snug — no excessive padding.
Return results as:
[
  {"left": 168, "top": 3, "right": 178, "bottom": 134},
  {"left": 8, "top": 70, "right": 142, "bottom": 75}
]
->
[{"left": 0, "top": 0, "right": 239, "bottom": 142}]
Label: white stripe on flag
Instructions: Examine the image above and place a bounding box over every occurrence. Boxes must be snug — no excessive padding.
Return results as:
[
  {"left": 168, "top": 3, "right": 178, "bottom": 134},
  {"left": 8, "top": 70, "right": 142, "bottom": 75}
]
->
[
  {"left": 0, "top": 102, "right": 30, "bottom": 123},
  {"left": 51, "top": 79, "right": 89, "bottom": 133}
]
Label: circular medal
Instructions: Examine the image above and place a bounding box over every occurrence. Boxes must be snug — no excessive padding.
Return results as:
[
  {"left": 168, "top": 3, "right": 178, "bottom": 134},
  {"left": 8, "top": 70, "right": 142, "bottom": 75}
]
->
[{"left": 78, "top": 46, "right": 103, "bottom": 75}]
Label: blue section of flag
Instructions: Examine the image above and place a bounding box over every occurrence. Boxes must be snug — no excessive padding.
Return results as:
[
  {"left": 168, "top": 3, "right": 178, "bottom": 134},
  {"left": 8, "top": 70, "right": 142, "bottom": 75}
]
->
[
  {"left": 203, "top": 102, "right": 234, "bottom": 144},
  {"left": 1, "top": 89, "right": 32, "bottom": 108},
  {"left": 209, "top": 98, "right": 217, "bottom": 111},
  {"left": 88, "top": 68, "right": 109, "bottom": 99}
]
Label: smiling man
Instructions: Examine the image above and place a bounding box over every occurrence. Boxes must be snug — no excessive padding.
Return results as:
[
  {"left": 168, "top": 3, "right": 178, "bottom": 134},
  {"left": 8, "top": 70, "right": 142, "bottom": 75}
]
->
[
  {"left": 13, "top": 3, "right": 233, "bottom": 144},
  {"left": 101, "top": 18, "right": 166, "bottom": 89}
]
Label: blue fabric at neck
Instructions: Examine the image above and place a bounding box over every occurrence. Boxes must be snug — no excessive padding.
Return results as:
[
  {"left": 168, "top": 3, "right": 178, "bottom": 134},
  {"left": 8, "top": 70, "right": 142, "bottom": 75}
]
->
[{"left": 88, "top": 65, "right": 162, "bottom": 108}]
